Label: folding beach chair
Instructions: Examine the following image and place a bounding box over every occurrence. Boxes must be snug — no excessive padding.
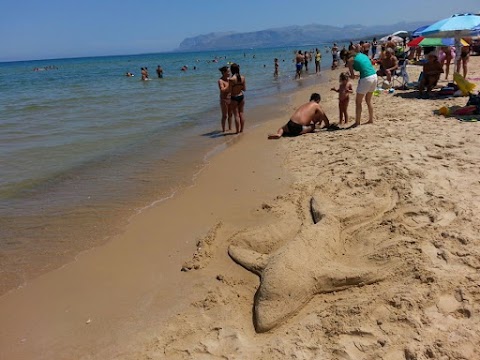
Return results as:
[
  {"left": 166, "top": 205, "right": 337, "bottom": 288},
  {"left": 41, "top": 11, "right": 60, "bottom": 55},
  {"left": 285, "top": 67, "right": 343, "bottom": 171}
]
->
[
  {"left": 377, "top": 59, "right": 409, "bottom": 89},
  {"left": 392, "top": 59, "right": 409, "bottom": 89}
]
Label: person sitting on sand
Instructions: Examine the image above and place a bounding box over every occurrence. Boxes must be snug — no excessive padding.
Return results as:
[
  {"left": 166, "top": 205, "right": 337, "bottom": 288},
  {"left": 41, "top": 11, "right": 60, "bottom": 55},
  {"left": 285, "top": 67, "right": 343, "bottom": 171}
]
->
[
  {"left": 268, "top": 93, "right": 330, "bottom": 139},
  {"left": 419, "top": 52, "right": 443, "bottom": 98}
]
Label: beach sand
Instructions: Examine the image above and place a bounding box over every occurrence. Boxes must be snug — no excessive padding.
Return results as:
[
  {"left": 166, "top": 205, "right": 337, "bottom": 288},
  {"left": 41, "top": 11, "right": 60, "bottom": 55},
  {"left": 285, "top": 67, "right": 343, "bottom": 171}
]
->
[{"left": 1, "top": 57, "right": 480, "bottom": 360}]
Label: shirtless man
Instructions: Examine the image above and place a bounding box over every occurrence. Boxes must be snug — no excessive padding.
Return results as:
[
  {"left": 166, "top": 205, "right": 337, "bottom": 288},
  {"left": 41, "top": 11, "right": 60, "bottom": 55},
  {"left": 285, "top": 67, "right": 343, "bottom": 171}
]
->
[
  {"left": 268, "top": 93, "right": 330, "bottom": 139},
  {"left": 385, "top": 37, "right": 396, "bottom": 51},
  {"left": 376, "top": 48, "right": 398, "bottom": 83},
  {"left": 295, "top": 50, "right": 305, "bottom": 79},
  {"left": 331, "top": 43, "right": 339, "bottom": 69}
]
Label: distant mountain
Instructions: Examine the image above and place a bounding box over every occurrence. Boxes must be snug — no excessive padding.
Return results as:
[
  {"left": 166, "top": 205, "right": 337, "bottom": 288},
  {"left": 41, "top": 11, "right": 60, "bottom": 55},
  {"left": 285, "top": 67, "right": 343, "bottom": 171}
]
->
[{"left": 177, "top": 21, "right": 430, "bottom": 51}]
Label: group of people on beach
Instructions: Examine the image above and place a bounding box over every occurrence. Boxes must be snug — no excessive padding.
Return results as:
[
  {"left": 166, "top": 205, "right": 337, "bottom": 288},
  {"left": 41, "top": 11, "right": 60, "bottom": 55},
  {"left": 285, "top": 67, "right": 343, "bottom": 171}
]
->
[
  {"left": 294, "top": 48, "right": 323, "bottom": 78},
  {"left": 217, "top": 63, "right": 246, "bottom": 133},
  {"left": 268, "top": 42, "right": 378, "bottom": 138},
  {"left": 268, "top": 34, "right": 477, "bottom": 138}
]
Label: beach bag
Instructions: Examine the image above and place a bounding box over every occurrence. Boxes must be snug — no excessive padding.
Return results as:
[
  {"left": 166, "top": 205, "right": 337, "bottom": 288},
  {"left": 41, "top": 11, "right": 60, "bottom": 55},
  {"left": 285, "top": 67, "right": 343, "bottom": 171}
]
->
[{"left": 466, "top": 93, "right": 480, "bottom": 107}]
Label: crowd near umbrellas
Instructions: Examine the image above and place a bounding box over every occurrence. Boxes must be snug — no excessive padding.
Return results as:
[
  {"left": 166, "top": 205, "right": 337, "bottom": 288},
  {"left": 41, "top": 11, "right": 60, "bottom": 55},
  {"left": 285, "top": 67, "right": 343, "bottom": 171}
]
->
[
  {"left": 419, "top": 13, "right": 480, "bottom": 65},
  {"left": 407, "top": 36, "right": 469, "bottom": 47}
]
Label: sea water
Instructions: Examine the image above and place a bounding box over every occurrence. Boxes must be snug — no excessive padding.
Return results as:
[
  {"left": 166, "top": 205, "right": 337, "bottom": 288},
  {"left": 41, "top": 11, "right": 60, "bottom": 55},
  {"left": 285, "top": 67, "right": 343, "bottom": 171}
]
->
[{"left": 0, "top": 46, "right": 335, "bottom": 294}]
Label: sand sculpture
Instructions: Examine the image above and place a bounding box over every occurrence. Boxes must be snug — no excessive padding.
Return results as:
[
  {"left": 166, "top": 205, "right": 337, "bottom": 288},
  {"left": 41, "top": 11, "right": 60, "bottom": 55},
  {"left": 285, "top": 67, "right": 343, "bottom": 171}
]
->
[{"left": 229, "top": 197, "right": 391, "bottom": 332}]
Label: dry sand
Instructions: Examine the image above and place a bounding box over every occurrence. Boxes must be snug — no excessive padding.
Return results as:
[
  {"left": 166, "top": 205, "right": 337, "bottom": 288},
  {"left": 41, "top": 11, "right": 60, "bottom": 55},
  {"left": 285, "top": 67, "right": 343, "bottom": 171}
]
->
[{"left": 1, "top": 57, "right": 480, "bottom": 360}]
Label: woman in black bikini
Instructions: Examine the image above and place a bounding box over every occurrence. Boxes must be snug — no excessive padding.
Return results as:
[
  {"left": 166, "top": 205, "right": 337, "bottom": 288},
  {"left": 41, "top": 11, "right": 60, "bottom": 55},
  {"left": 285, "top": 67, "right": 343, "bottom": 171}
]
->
[
  {"left": 229, "top": 63, "right": 246, "bottom": 133},
  {"left": 456, "top": 45, "right": 470, "bottom": 79}
]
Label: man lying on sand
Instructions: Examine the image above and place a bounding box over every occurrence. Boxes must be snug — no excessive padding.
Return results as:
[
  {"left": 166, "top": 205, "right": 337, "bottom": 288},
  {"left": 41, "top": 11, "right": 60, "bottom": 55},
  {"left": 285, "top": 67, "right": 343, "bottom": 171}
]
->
[{"left": 268, "top": 93, "right": 330, "bottom": 139}]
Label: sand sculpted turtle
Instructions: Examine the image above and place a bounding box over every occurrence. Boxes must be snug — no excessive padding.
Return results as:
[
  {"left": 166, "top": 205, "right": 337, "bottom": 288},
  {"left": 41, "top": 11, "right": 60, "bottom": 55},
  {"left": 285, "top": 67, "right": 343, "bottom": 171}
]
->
[{"left": 228, "top": 198, "right": 389, "bottom": 332}]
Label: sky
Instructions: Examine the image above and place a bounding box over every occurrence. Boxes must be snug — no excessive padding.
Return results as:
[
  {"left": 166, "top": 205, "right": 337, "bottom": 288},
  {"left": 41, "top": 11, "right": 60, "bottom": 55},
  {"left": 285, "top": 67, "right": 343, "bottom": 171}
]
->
[{"left": 1, "top": 0, "right": 479, "bottom": 62}]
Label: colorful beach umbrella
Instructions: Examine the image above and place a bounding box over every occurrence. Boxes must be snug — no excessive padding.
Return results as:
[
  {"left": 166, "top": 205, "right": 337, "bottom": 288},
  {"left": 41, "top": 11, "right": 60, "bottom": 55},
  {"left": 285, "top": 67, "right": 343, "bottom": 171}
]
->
[
  {"left": 407, "top": 37, "right": 424, "bottom": 47},
  {"left": 408, "top": 37, "right": 468, "bottom": 47}
]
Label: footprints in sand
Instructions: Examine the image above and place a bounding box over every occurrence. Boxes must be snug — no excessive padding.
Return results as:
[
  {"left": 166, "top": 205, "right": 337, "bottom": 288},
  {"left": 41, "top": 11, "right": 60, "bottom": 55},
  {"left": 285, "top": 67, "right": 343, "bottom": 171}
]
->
[
  {"left": 181, "top": 222, "right": 223, "bottom": 272},
  {"left": 402, "top": 209, "right": 457, "bottom": 229}
]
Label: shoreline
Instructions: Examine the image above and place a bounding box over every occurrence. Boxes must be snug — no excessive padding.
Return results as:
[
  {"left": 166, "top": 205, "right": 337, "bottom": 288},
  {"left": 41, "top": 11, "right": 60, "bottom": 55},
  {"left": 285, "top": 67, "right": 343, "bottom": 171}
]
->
[
  {"left": 0, "top": 58, "right": 329, "bottom": 297},
  {"left": 0, "top": 72, "right": 324, "bottom": 358}
]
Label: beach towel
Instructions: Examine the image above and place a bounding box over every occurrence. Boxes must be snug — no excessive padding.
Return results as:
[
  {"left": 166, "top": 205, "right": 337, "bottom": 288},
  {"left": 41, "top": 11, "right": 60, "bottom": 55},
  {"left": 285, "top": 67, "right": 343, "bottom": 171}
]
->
[{"left": 453, "top": 73, "right": 476, "bottom": 95}]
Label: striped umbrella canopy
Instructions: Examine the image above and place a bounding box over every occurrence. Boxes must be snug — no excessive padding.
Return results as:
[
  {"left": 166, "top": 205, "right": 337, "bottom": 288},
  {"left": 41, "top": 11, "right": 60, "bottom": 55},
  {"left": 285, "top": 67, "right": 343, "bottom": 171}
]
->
[{"left": 407, "top": 37, "right": 468, "bottom": 47}]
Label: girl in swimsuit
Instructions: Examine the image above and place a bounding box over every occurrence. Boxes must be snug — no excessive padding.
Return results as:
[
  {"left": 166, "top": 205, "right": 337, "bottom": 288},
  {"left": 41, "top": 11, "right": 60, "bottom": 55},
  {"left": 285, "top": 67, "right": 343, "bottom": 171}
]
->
[
  {"left": 229, "top": 63, "right": 246, "bottom": 133},
  {"left": 218, "top": 66, "right": 232, "bottom": 132}
]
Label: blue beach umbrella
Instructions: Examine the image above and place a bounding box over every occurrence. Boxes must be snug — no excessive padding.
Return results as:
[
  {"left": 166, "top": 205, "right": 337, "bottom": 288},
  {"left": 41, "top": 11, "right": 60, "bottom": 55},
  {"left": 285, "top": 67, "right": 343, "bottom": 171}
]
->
[
  {"left": 412, "top": 25, "right": 430, "bottom": 37},
  {"left": 420, "top": 13, "right": 480, "bottom": 65},
  {"left": 420, "top": 13, "right": 480, "bottom": 38}
]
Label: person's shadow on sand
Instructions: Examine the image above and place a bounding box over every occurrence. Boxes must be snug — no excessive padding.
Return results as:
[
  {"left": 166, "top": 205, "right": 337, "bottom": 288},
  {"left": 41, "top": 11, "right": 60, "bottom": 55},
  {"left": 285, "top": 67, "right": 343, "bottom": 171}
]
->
[
  {"left": 322, "top": 123, "right": 359, "bottom": 131},
  {"left": 394, "top": 90, "right": 448, "bottom": 100},
  {"left": 393, "top": 91, "right": 422, "bottom": 99}
]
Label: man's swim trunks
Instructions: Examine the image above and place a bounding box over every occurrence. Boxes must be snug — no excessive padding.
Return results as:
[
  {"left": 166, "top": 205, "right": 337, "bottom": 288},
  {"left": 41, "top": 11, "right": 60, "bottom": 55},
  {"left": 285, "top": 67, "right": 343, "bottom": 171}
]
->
[
  {"left": 287, "top": 119, "right": 303, "bottom": 136},
  {"left": 296, "top": 63, "right": 303, "bottom": 71}
]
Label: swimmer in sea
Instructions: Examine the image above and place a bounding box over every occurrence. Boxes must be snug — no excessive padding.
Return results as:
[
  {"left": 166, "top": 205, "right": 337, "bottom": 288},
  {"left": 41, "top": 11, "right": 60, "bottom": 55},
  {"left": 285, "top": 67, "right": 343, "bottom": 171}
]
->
[
  {"left": 156, "top": 65, "right": 163, "bottom": 78},
  {"left": 141, "top": 67, "right": 149, "bottom": 81}
]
